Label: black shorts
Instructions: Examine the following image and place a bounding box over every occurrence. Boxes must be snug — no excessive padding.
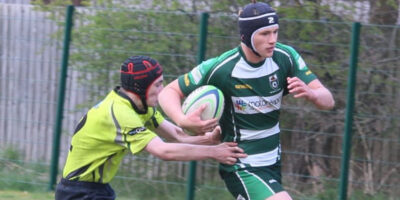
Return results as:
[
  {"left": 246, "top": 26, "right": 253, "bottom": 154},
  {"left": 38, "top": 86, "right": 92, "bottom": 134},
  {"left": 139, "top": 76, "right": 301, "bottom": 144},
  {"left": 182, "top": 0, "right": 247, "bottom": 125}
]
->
[{"left": 55, "top": 178, "right": 116, "bottom": 200}]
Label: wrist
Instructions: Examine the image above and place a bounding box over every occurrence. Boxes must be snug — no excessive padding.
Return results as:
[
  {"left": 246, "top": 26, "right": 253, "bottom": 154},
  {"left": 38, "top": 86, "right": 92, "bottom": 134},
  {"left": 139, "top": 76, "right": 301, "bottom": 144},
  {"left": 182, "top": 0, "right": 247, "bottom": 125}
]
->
[
  {"left": 206, "top": 146, "right": 214, "bottom": 160},
  {"left": 175, "top": 114, "right": 186, "bottom": 128}
]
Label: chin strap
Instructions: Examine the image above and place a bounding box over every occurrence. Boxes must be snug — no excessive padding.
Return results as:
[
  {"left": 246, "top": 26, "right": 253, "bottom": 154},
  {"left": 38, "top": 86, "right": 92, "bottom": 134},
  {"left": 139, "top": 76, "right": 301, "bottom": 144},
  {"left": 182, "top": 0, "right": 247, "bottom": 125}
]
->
[
  {"left": 243, "top": 42, "right": 262, "bottom": 57},
  {"left": 117, "top": 87, "right": 148, "bottom": 114},
  {"left": 139, "top": 95, "right": 148, "bottom": 114},
  {"left": 252, "top": 48, "right": 262, "bottom": 57}
]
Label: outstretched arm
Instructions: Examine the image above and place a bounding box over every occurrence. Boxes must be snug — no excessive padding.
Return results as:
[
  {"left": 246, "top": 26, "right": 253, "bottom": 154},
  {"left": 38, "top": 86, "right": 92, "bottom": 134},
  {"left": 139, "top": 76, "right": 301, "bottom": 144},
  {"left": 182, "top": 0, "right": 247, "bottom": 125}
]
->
[
  {"left": 145, "top": 137, "right": 247, "bottom": 165},
  {"left": 155, "top": 120, "right": 221, "bottom": 145},
  {"left": 158, "top": 79, "right": 218, "bottom": 134},
  {"left": 287, "top": 77, "right": 335, "bottom": 110}
]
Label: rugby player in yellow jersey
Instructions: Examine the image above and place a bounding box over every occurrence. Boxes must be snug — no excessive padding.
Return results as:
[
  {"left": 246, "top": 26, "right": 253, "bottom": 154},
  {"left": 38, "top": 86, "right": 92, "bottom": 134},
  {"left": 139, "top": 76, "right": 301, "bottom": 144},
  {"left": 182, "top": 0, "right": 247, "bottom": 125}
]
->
[{"left": 54, "top": 55, "right": 247, "bottom": 200}]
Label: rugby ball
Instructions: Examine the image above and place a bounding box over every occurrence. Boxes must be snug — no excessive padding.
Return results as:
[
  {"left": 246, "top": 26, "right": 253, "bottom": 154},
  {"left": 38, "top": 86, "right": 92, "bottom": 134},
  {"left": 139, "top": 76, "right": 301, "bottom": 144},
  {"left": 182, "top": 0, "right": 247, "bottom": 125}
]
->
[{"left": 182, "top": 85, "right": 224, "bottom": 120}]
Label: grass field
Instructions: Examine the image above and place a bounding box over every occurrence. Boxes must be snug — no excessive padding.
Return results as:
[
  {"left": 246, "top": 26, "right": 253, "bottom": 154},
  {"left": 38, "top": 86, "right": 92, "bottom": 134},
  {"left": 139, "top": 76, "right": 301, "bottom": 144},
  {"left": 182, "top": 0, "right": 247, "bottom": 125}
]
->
[
  {"left": 0, "top": 190, "right": 54, "bottom": 200},
  {"left": 0, "top": 190, "right": 138, "bottom": 200}
]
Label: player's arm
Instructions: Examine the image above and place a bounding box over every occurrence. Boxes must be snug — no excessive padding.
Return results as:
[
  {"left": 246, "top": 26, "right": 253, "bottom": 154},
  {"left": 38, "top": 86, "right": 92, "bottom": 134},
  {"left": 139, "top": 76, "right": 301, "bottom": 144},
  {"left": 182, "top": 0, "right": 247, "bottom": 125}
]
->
[
  {"left": 154, "top": 119, "right": 221, "bottom": 145},
  {"left": 144, "top": 137, "right": 247, "bottom": 165},
  {"left": 158, "top": 79, "right": 218, "bottom": 134},
  {"left": 287, "top": 77, "right": 335, "bottom": 110}
]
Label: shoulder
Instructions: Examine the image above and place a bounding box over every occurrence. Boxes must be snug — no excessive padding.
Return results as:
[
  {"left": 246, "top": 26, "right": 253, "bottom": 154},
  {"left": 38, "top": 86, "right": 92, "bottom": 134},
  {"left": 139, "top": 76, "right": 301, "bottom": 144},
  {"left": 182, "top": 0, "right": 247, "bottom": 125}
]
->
[
  {"left": 216, "top": 47, "right": 241, "bottom": 62},
  {"left": 205, "top": 47, "right": 241, "bottom": 78},
  {"left": 273, "top": 43, "right": 299, "bottom": 62},
  {"left": 107, "top": 95, "right": 143, "bottom": 127},
  {"left": 201, "top": 47, "right": 240, "bottom": 72},
  {"left": 179, "top": 47, "right": 240, "bottom": 89},
  {"left": 273, "top": 43, "right": 308, "bottom": 70}
]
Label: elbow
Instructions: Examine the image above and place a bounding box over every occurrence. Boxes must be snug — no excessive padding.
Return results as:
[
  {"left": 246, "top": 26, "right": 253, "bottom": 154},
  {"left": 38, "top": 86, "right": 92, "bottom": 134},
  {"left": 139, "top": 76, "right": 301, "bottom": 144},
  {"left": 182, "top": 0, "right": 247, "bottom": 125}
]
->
[
  {"left": 158, "top": 155, "right": 175, "bottom": 161},
  {"left": 313, "top": 89, "right": 335, "bottom": 110},
  {"left": 325, "top": 96, "right": 336, "bottom": 110},
  {"left": 153, "top": 147, "right": 176, "bottom": 161},
  {"left": 159, "top": 150, "right": 175, "bottom": 161},
  {"left": 317, "top": 98, "right": 335, "bottom": 110}
]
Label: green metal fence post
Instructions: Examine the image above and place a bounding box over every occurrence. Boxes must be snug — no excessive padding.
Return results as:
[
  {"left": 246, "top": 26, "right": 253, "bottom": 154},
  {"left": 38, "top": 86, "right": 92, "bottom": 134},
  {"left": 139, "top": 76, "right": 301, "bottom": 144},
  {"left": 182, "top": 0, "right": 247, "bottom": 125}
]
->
[
  {"left": 185, "top": 12, "right": 209, "bottom": 200},
  {"left": 338, "top": 22, "right": 361, "bottom": 200},
  {"left": 49, "top": 5, "right": 75, "bottom": 191}
]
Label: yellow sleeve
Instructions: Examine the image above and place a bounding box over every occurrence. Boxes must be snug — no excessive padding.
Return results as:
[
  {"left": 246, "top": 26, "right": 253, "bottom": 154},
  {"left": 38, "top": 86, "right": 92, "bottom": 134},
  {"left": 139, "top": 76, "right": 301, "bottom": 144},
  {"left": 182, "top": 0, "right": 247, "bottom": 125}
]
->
[{"left": 113, "top": 104, "right": 158, "bottom": 154}]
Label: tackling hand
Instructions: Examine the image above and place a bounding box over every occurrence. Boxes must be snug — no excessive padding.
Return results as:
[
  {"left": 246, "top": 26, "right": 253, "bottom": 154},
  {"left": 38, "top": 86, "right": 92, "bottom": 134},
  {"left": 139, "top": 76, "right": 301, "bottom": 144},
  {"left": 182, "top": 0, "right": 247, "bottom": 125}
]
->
[
  {"left": 204, "top": 126, "right": 221, "bottom": 145},
  {"left": 212, "top": 142, "right": 247, "bottom": 165}
]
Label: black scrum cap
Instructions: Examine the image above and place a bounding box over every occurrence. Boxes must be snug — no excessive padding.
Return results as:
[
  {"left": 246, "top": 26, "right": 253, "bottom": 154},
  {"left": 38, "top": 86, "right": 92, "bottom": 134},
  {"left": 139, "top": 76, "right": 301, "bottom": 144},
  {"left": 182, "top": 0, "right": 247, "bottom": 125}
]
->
[{"left": 120, "top": 55, "right": 163, "bottom": 112}]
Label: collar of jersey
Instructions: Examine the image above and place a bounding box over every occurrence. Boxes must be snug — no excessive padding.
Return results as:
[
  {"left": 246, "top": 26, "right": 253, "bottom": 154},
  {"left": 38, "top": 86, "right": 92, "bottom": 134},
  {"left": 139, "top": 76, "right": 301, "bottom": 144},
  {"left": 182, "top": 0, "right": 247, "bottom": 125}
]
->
[
  {"left": 113, "top": 86, "right": 148, "bottom": 114},
  {"left": 238, "top": 46, "right": 266, "bottom": 68}
]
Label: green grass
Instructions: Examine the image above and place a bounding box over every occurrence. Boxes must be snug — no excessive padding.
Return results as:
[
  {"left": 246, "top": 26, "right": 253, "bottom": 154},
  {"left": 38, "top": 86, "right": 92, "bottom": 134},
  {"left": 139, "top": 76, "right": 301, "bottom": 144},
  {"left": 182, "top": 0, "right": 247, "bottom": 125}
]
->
[
  {"left": 0, "top": 190, "right": 139, "bottom": 200},
  {"left": 0, "top": 190, "right": 54, "bottom": 200},
  {"left": 0, "top": 147, "right": 394, "bottom": 200}
]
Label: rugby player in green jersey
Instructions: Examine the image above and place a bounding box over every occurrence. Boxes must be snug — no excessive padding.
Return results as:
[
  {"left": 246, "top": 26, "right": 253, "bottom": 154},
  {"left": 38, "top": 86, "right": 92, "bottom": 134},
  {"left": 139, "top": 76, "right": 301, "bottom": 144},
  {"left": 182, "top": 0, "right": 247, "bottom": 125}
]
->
[
  {"left": 158, "top": 1, "right": 335, "bottom": 199},
  {"left": 54, "top": 55, "right": 247, "bottom": 200}
]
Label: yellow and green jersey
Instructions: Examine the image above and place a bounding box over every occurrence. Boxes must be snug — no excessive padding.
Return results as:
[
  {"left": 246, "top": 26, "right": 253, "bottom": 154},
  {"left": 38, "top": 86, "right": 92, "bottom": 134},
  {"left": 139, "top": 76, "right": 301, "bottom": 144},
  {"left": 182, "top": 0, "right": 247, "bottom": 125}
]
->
[
  {"left": 62, "top": 87, "right": 164, "bottom": 183},
  {"left": 178, "top": 43, "right": 317, "bottom": 172}
]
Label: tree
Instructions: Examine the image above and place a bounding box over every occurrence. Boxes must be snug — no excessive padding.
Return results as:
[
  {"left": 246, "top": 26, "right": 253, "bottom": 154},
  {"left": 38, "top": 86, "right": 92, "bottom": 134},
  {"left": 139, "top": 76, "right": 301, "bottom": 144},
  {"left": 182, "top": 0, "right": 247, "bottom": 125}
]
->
[
  {"left": 31, "top": 0, "right": 88, "bottom": 6},
  {"left": 369, "top": 0, "right": 399, "bottom": 24}
]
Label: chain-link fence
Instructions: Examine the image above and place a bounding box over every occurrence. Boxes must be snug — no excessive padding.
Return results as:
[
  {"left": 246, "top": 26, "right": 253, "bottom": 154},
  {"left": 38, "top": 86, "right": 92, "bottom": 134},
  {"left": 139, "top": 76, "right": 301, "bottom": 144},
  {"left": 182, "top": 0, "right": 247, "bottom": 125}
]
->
[{"left": 0, "top": 2, "right": 399, "bottom": 200}]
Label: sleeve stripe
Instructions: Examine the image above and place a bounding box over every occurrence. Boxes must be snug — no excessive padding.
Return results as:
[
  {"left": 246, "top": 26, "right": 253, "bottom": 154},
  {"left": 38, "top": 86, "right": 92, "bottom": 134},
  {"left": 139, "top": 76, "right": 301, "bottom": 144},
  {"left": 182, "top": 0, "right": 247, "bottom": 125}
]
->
[
  {"left": 110, "top": 102, "right": 124, "bottom": 146},
  {"left": 207, "top": 52, "right": 239, "bottom": 84},
  {"left": 274, "top": 48, "right": 293, "bottom": 66}
]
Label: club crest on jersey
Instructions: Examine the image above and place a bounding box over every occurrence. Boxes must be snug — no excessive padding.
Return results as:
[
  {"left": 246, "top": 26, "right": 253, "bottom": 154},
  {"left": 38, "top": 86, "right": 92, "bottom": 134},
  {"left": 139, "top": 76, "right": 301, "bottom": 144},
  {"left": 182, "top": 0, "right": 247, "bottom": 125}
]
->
[
  {"left": 269, "top": 74, "right": 279, "bottom": 90},
  {"left": 128, "top": 127, "right": 147, "bottom": 135}
]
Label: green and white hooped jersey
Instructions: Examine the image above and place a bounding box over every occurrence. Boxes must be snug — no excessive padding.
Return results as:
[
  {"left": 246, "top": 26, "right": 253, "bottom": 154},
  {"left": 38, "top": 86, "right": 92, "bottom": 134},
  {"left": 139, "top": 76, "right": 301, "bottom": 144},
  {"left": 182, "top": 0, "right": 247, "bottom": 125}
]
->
[
  {"left": 62, "top": 87, "right": 164, "bottom": 183},
  {"left": 178, "top": 43, "right": 317, "bottom": 172}
]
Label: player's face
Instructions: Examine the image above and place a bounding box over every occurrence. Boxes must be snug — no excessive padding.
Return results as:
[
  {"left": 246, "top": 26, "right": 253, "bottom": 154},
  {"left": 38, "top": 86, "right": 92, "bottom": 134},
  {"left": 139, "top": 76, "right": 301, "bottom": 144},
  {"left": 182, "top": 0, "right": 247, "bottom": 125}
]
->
[
  {"left": 146, "top": 75, "right": 164, "bottom": 107},
  {"left": 253, "top": 26, "right": 279, "bottom": 58}
]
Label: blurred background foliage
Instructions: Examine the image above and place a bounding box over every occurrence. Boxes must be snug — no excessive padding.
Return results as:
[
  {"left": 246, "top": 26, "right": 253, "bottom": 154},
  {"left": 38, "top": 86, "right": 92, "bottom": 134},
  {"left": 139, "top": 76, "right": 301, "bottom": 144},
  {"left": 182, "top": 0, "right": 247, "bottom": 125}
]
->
[{"left": 1, "top": 0, "right": 399, "bottom": 199}]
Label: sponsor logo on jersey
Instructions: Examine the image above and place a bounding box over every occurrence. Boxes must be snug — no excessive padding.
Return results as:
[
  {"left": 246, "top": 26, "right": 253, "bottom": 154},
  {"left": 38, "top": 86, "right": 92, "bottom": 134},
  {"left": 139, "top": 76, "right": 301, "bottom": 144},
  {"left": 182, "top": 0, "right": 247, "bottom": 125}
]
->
[
  {"left": 190, "top": 66, "right": 202, "bottom": 84},
  {"left": 234, "top": 99, "right": 248, "bottom": 111},
  {"left": 269, "top": 179, "right": 277, "bottom": 184},
  {"left": 232, "top": 92, "right": 282, "bottom": 114},
  {"left": 235, "top": 84, "right": 253, "bottom": 89},
  {"left": 269, "top": 73, "right": 279, "bottom": 90},
  {"left": 306, "top": 70, "right": 313, "bottom": 75},
  {"left": 184, "top": 74, "right": 190, "bottom": 86},
  {"left": 297, "top": 56, "right": 309, "bottom": 71},
  {"left": 128, "top": 127, "right": 147, "bottom": 135}
]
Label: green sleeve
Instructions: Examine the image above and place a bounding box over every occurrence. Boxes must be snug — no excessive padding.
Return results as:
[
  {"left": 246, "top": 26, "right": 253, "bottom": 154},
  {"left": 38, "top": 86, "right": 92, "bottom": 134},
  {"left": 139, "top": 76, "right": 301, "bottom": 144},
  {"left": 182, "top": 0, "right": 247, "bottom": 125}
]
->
[
  {"left": 177, "top": 57, "right": 219, "bottom": 96},
  {"left": 284, "top": 44, "right": 317, "bottom": 84}
]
